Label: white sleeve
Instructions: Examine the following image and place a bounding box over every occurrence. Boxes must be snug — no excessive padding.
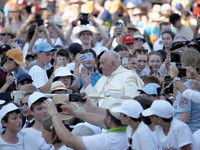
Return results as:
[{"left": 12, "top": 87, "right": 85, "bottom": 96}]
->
[{"left": 182, "top": 89, "right": 200, "bottom": 104}]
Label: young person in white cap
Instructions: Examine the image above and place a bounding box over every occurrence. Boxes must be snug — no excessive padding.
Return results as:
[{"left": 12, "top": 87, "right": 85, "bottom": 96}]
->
[
  {"left": 111, "top": 100, "right": 158, "bottom": 150},
  {"left": 0, "top": 103, "right": 25, "bottom": 149},
  {"left": 43, "top": 95, "right": 128, "bottom": 150},
  {"left": 142, "top": 100, "right": 198, "bottom": 150},
  {"left": 52, "top": 66, "right": 78, "bottom": 89},
  {"left": 29, "top": 42, "right": 57, "bottom": 93},
  {"left": 49, "top": 81, "right": 71, "bottom": 94},
  {"left": 24, "top": 91, "right": 51, "bottom": 150},
  {"left": 0, "top": 100, "right": 6, "bottom": 135}
]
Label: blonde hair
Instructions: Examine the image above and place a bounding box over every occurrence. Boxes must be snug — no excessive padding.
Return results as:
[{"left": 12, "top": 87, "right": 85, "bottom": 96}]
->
[{"left": 181, "top": 50, "right": 200, "bottom": 73}]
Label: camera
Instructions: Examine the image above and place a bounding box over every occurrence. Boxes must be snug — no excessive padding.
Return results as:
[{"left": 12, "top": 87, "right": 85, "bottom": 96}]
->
[
  {"left": 55, "top": 104, "right": 62, "bottom": 112},
  {"left": 164, "top": 76, "right": 173, "bottom": 94},
  {"left": 80, "top": 13, "right": 89, "bottom": 25},
  {"left": 69, "top": 93, "right": 85, "bottom": 102}
]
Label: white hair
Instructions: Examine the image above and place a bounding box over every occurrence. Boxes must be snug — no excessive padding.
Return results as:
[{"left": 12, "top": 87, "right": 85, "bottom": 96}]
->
[{"left": 105, "top": 51, "right": 120, "bottom": 64}]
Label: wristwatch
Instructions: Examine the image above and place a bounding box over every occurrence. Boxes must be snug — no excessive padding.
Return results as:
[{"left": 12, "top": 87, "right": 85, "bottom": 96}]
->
[{"left": 173, "top": 77, "right": 181, "bottom": 84}]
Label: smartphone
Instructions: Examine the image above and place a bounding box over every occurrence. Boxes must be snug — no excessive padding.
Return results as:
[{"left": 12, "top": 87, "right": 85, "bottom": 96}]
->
[
  {"left": 69, "top": 93, "right": 85, "bottom": 102},
  {"left": 80, "top": 13, "right": 89, "bottom": 25},
  {"left": 55, "top": 104, "right": 62, "bottom": 112},
  {"left": 170, "top": 52, "right": 181, "bottom": 62},
  {"left": 175, "top": 62, "right": 186, "bottom": 78},
  {"left": 37, "top": 19, "right": 43, "bottom": 26},
  {"left": 115, "top": 22, "right": 122, "bottom": 29},
  {"left": 78, "top": 53, "right": 93, "bottom": 62},
  {"left": 57, "top": 57, "right": 63, "bottom": 65},
  {"left": 164, "top": 76, "right": 173, "bottom": 94},
  {"left": 150, "top": 66, "right": 154, "bottom": 75},
  {"left": 122, "top": 57, "right": 128, "bottom": 65}
]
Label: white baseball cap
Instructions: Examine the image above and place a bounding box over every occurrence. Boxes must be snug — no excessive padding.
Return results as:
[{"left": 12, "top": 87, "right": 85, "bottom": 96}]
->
[
  {"left": 28, "top": 91, "right": 50, "bottom": 108},
  {"left": 0, "top": 100, "right": 5, "bottom": 105},
  {"left": 49, "top": 81, "right": 72, "bottom": 94},
  {"left": 112, "top": 100, "right": 143, "bottom": 119},
  {"left": 142, "top": 100, "right": 174, "bottom": 119},
  {"left": 0, "top": 103, "right": 26, "bottom": 121}
]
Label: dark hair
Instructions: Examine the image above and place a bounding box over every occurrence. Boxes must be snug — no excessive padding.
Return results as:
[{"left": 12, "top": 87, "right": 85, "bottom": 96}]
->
[
  {"left": 155, "top": 115, "right": 173, "bottom": 122},
  {"left": 30, "top": 98, "right": 47, "bottom": 111},
  {"left": 142, "top": 75, "right": 161, "bottom": 85},
  {"left": 114, "top": 44, "right": 128, "bottom": 53},
  {"left": 57, "top": 49, "right": 70, "bottom": 59},
  {"left": 106, "top": 109, "right": 123, "bottom": 126},
  {"left": 123, "top": 114, "right": 141, "bottom": 122},
  {"left": 161, "top": 30, "right": 175, "bottom": 40},
  {"left": 1, "top": 54, "right": 13, "bottom": 66},
  {"left": 27, "top": 25, "right": 36, "bottom": 42},
  {"left": 134, "top": 96, "right": 153, "bottom": 125},
  {"left": 159, "top": 22, "right": 171, "bottom": 30}
]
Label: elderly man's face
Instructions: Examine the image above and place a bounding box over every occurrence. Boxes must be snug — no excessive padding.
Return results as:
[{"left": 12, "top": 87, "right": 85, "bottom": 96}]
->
[{"left": 99, "top": 53, "right": 113, "bottom": 77}]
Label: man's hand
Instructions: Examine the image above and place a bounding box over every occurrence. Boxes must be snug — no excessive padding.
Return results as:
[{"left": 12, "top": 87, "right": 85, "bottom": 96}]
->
[
  {"left": 6, "top": 74, "right": 14, "bottom": 85},
  {"left": 190, "top": 81, "right": 200, "bottom": 91},
  {"left": 184, "top": 66, "right": 199, "bottom": 81},
  {"left": 43, "top": 100, "right": 58, "bottom": 116},
  {"left": 80, "top": 67, "right": 91, "bottom": 88},
  {"left": 59, "top": 102, "right": 77, "bottom": 116},
  {"left": 169, "top": 66, "right": 179, "bottom": 78}
]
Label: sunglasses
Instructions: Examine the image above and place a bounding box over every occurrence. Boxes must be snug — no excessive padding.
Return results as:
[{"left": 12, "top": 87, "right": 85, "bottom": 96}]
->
[
  {"left": 136, "top": 49, "right": 148, "bottom": 53},
  {"left": 128, "top": 138, "right": 132, "bottom": 150},
  {"left": 1, "top": 34, "right": 9, "bottom": 36},
  {"left": 80, "top": 32, "right": 92, "bottom": 36}
]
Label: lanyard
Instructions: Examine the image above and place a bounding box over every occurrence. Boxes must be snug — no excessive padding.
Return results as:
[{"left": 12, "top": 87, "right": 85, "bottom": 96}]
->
[{"left": 106, "top": 126, "right": 127, "bottom": 133}]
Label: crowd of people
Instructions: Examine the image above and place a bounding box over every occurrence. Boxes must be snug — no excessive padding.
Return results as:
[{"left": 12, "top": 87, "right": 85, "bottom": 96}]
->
[{"left": 0, "top": 0, "right": 200, "bottom": 149}]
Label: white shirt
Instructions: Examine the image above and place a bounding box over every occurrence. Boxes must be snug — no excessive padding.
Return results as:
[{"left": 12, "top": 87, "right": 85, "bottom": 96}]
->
[
  {"left": 153, "top": 37, "right": 163, "bottom": 51},
  {"left": 182, "top": 89, "right": 200, "bottom": 104},
  {"left": 24, "top": 127, "right": 51, "bottom": 150},
  {"left": 82, "top": 66, "right": 144, "bottom": 100},
  {"left": 82, "top": 131, "right": 128, "bottom": 150},
  {"left": 29, "top": 65, "right": 48, "bottom": 89},
  {"left": 0, "top": 133, "right": 24, "bottom": 150},
  {"left": 193, "top": 129, "right": 200, "bottom": 148},
  {"left": 126, "top": 122, "right": 158, "bottom": 150},
  {"left": 155, "top": 118, "right": 198, "bottom": 150},
  {"left": 50, "top": 144, "right": 72, "bottom": 150}
]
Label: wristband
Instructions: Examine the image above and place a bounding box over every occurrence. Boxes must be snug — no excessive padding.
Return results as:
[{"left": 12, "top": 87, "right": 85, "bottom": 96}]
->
[
  {"left": 51, "top": 114, "right": 58, "bottom": 117},
  {"left": 72, "top": 20, "right": 77, "bottom": 27},
  {"left": 173, "top": 77, "right": 181, "bottom": 84}
]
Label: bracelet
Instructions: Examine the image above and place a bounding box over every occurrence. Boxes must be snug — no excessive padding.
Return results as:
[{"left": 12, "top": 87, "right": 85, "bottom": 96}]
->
[
  {"left": 71, "top": 20, "right": 77, "bottom": 27},
  {"left": 51, "top": 114, "right": 58, "bottom": 117}
]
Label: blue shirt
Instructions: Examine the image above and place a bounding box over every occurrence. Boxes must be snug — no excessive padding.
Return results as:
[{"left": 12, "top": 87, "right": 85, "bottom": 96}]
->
[
  {"left": 173, "top": 79, "right": 200, "bottom": 133},
  {"left": 79, "top": 71, "right": 102, "bottom": 89}
]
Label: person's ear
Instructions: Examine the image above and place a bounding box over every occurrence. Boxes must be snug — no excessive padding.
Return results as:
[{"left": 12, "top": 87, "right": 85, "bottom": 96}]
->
[
  {"left": 29, "top": 109, "right": 34, "bottom": 116},
  {"left": 1, "top": 120, "right": 7, "bottom": 128}
]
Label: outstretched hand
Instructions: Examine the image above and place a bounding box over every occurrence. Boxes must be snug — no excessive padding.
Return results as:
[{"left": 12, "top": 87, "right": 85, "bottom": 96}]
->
[{"left": 80, "top": 67, "right": 91, "bottom": 88}]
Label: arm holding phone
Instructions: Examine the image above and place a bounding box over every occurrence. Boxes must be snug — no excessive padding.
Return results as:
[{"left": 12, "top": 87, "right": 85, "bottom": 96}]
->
[{"left": 0, "top": 74, "right": 14, "bottom": 93}]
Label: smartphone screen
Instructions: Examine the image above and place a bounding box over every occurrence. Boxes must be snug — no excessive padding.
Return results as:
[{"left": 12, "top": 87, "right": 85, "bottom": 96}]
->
[
  {"left": 122, "top": 57, "right": 128, "bottom": 65},
  {"left": 69, "top": 94, "right": 85, "bottom": 102},
  {"left": 37, "top": 19, "right": 44, "bottom": 26},
  {"left": 78, "top": 53, "right": 93, "bottom": 62},
  {"left": 55, "top": 104, "right": 62, "bottom": 112},
  {"left": 57, "top": 57, "right": 63, "bottom": 65},
  {"left": 80, "top": 13, "right": 89, "bottom": 25},
  {"left": 115, "top": 22, "right": 122, "bottom": 29}
]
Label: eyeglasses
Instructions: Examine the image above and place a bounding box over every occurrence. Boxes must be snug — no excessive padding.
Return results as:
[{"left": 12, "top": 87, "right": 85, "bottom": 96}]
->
[
  {"left": 136, "top": 49, "right": 148, "bottom": 53},
  {"left": 59, "top": 76, "right": 72, "bottom": 80},
  {"left": 128, "top": 138, "right": 132, "bottom": 150},
  {"left": 80, "top": 32, "right": 91, "bottom": 36},
  {"left": 1, "top": 34, "right": 8, "bottom": 36}
]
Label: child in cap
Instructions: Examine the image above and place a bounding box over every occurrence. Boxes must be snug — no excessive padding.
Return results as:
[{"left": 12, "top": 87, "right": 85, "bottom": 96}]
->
[
  {"left": 29, "top": 42, "right": 57, "bottom": 93},
  {"left": 0, "top": 49, "right": 26, "bottom": 93},
  {"left": 24, "top": 91, "right": 51, "bottom": 150},
  {"left": 142, "top": 100, "right": 198, "bottom": 150},
  {"left": 111, "top": 100, "right": 158, "bottom": 150},
  {"left": 0, "top": 103, "right": 25, "bottom": 149}
]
